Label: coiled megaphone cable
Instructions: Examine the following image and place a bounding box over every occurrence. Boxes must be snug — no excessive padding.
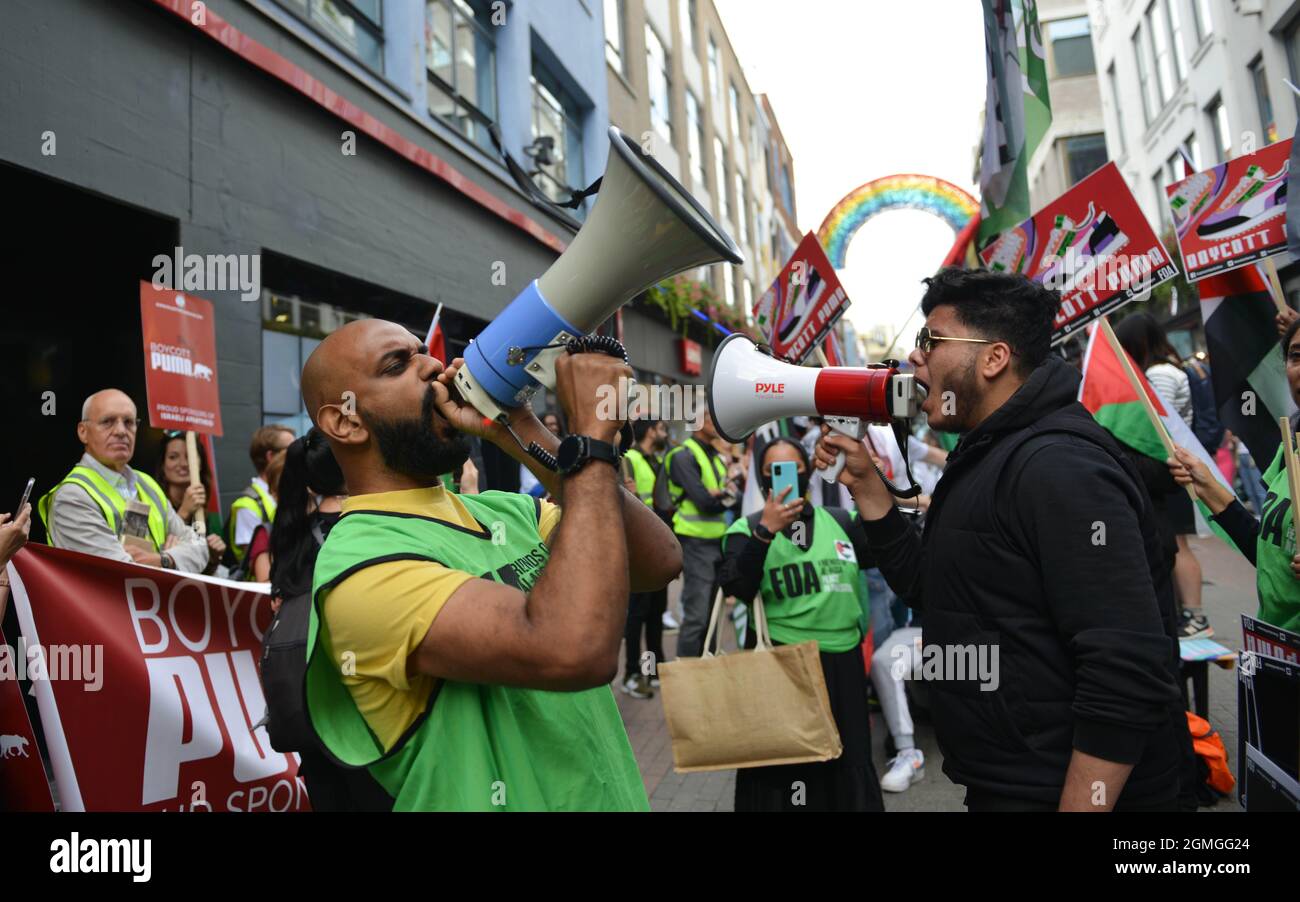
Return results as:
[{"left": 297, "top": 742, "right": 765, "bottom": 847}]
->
[{"left": 502, "top": 335, "right": 636, "bottom": 472}]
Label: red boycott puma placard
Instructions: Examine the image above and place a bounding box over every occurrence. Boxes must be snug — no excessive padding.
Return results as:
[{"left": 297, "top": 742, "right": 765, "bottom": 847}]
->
[
  {"left": 6, "top": 544, "right": 308, "bottom": 811},
  {"left": 753, "top": 233, "right": 851, "bottom": 365},
  {"left": 980, "top": 162, "right": 1178, "bottom": 346},
  {"left": 1165, "top": 139, "right": 1292, "bottom": 282},
  {"left": 139, "top": 281, "right": 223, "bottom": 435}
]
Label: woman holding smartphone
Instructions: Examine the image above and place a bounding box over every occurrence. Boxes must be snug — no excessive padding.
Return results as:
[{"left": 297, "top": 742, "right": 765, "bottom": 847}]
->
[{"left": 718, "top": 437, "right": 884, "bottom": 811}]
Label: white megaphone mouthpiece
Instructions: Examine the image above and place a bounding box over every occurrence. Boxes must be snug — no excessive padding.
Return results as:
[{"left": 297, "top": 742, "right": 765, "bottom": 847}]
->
[
  {"left": 454, "top": 127, "right": 743, "bottom": 423},
  {"left": 706, "top": 333, "right": 927, "bottom": 485}
]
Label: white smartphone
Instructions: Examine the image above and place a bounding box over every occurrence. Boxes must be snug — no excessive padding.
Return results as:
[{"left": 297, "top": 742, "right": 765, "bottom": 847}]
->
[{"left": 17, "top": 477, "right": 34, "bottom": 513}]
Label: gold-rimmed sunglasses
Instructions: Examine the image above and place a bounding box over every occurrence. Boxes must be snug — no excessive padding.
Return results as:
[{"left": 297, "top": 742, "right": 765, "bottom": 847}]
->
[{"left": 915, "top": 326, "right": 997, "bottom": 355}]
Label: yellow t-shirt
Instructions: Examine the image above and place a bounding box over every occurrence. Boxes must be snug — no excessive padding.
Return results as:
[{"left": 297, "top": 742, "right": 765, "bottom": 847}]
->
[{"left": 321, "top": 486, "right": 562, "bottom": 750}]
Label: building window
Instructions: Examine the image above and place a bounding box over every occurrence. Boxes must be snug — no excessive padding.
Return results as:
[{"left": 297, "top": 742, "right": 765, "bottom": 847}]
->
[
  {"left": 1182, "top": 134, "right": 1201, "bottom": 175},
  {"left": 1106, "top": 64, "right": 1126, "bottom": 155},
  {"left": 1191, "top": 0, "right": 1212, "bottom": 43},
  {"left": 1250, "top": 56, "right": 1276, "bottom": 144},
  {"left": 735, "top": 171, "right": 749, "bottom": 244},
  {"left": 530, "top": 63, "right": 586, "bottom": 207},
  {"left": 728, "top": 83, "right": 741, "bottom": 138},
  {"left": 286, "top": 0, "right": 384, "bottom": 72},
  {"left": 723, "top": 265, "right": 737, "bottom": 308},
  {"left": 780, "top": 160, "right": 795, "bottom": 214},
  {"left": 1133, "top": 27, "right": 1156, "bottom": 125},
  {"left": 1164, "top": 0, "right": 1188, "bottom": 83},
  {"left": 1146, "top": 2, "right": 1176, "bottom": 107},
  {"left": 686, "top": 90, "right": 706, "bottom": 187},
  {"left": 1286, "top": 19, "right": 1300, "bottom": 116},
  {"left": 714, "top": 136, "right": 729, "bottom": 223},
  {"left": 680, "top": 0, "right": 696, "bottom": 56},
  {"left": 1062, "top": 133, "right": 1108, "bottom": 186},
  {"left": 426, "top": 0, "right": 497, "bottom": 152},
  {"left": 605, "top": 0, "right": 625, "bottom": 73},
  {"left": 1207, "top": 96, "right": 1231, "bottom": 161},
  {"left": 708, "top": 37, "right": 721, "bottom": 100},
  {"left": 647, "top": 26, "right": 673, "bottom": 144},
  {"left": 743, "top": 279, "right": 754, "bottom": 318},
  {"left": 1046, "top": 16, "right": 1095, "bottom": 77},
  {"left": 1153, "top": 168, "right": 1170, "bottom": 227}
]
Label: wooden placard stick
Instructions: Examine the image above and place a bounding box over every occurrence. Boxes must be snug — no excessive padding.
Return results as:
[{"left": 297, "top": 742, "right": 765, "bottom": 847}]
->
[
  {"left": 185, "top": 431, "right": 207, "bottom": 537},
  {"left": 1262, "top": 257, "right": 1289, "bottom": 315},
  {"left": 1099, "top": 317, "right": 1197, "bottom": 502},
  {"left": 1279, "top": 417, "right": 1300, "bottom": 544}
]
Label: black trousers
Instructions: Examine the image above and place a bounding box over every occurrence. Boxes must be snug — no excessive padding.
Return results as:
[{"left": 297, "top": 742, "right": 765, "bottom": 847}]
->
[
  {"left": 624, "top": 588, "right": 668, "bottom": 680},
  {"left": 733, "top": 642, "right": 885, "bottom": 812}
]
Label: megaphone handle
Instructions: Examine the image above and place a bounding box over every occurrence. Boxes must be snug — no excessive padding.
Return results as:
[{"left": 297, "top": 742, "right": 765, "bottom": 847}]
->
[{"left": 821, "top": 416, "right": 866, "bottom": 483}]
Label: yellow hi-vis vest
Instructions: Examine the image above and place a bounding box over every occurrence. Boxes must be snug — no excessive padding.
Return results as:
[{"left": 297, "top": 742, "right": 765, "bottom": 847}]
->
[
  {"left": 227, "top": 481, "right": 277, "bottom": 564},
  {"left": 623, "top": 448, "right": 657, "bottom": 506},
  {"left": 38, "top": 465, "right": 170, "bottom": 551},
  {"left": 665, "top": 438, "right": 728, "bottom": 539}
]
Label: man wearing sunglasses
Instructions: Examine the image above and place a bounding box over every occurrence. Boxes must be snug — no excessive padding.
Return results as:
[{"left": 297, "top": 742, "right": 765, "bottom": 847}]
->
[
  {"left": 815, "top": 267, "right": 1187, "bottom": 812},
  {"left": 39, "top": 389, "right": 208, "bottom": 572}
]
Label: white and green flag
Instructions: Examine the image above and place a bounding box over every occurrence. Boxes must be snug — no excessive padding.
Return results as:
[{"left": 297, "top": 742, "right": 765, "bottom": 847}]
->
[{"left": 979, "top": 0, "right": 1052, "bottom": 249}]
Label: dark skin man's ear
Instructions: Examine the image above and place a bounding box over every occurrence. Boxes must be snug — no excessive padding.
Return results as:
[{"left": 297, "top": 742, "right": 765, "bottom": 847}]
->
[
  {"left": 317, "top": 405, "right": 369, "bottom": 446},
  {"left": 979, "top": 342, "right": 1015, "bottom": 380}
]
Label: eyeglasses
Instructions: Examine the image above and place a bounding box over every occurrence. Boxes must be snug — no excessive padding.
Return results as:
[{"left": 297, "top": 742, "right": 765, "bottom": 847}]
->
[
  {"left": 84, "top": 416, "right": 140, "bottom": 432},
  {"left": 915, "top": 326, "right": 997, "bottom": 356}
]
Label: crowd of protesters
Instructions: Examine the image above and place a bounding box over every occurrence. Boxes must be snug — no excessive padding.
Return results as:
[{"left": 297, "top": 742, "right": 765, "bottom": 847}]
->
[{"left": 4, "top": 268, "right": 1298, "bottom": 813}]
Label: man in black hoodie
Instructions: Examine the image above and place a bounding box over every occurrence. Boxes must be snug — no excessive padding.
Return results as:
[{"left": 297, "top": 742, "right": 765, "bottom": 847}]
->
[{"left": 815, "top": 268, "right": 1185, "bottom": 811}]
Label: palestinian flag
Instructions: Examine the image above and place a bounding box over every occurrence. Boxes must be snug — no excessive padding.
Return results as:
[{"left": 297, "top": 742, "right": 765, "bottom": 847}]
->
[
  {"left": 1079, "top": 320, "right": 1243, "bottom": 550},
  {"left": 1197, "top": 263, "right": 1295, "bottom": 471}
]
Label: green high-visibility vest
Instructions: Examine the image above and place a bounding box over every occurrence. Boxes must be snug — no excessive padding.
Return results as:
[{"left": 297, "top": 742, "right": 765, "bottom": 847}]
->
[
  {"left": 227, "top": 481, "right": 277, "bottom": 564},
  {"left": 1255, "top": 446, "right": 1300, "bottom": 632},
  {"left": 722, "top": 507, "right": 868, "bottom": 653},
  {"left": 623, "top": 448, "right": 657, "bottom": 506},
  {"left": 665, "top": 438, "right": 728, "bottom": 539},
  {"left": 38, "top": 464, "right": 170, "bottom": 552},
  {"left": 306, "top": 490, "right": 649, "bottom": 811}
]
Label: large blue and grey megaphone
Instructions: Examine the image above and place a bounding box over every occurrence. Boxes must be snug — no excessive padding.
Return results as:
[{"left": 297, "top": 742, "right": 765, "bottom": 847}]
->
[{"left": 453, "top": 127, "right": 743, "bottom": 423}]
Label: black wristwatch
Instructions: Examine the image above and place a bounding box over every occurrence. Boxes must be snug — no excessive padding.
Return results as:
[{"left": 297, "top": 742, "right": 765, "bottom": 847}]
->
[
  {"left": 752, "top": 522, "right": 776, "bottom": 543},
  {"left": 556, "top": 434, "right": 620, "bottom": 476}
]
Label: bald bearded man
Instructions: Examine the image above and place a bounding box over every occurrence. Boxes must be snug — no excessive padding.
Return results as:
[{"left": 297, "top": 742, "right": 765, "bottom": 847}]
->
[
  {"left": 299, "top": 320, "right": 681, "bottom": 811},
  {"left": 39, "top": 389, "right": 208, "bottom": 572}
]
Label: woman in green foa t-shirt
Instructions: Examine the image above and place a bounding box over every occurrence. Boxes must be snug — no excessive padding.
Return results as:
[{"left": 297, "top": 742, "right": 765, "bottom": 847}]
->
[
  {"left": 719, "top": 437, "right": 885, "bottom": 812},
  {"left": 1167, "top": 318, "right": 1300, "bottom": 634}
]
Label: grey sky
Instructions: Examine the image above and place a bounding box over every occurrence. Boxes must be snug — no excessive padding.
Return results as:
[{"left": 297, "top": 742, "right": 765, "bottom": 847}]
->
[{"left": 714, "top": 0, "right": 986, "bottom": 347}]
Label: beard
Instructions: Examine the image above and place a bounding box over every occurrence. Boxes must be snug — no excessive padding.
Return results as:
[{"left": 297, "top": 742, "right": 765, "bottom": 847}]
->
[
  {"left": 369, "top": 385, "right": 471, "bottom": 484},
  {"left": 930, "top": 352, "right": 982, "bottom": 433}
]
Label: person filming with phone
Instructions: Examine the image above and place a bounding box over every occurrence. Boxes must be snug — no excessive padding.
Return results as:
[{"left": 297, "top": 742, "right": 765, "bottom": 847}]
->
[{"left": 717, "top": 436, "right": 884, "bottom": 812}]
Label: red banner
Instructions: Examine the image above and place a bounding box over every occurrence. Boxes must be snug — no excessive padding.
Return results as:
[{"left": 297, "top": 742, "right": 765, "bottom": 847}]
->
[
  {"left": 980, "top": 162, "right": 1177, "bottom": 346},
  {"left": 0, "top": 622, "right": 56, "bottom": 811},
  {"left": 1165, "top": 139, "right": 1291, "bottom": 282},
  {"left": 5, "top": 544, "right": 306, "bottom": 811},
  {"left": 753, "top": 233, "right": 851, "bottom": 364},
  {"left": 139, "top": 281, "right": 223, "bottom": 436}
]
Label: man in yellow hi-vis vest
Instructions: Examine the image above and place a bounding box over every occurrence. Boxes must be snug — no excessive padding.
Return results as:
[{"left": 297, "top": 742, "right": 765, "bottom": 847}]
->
[
  {"left": 227, "top": 424, "right": 294, "bottom": 568},
  {"left": 664, "top": 412, "right": 738, "bottom": 657},
  {"left": 39, "top": 389, "right": 208, "bottom": 572}
]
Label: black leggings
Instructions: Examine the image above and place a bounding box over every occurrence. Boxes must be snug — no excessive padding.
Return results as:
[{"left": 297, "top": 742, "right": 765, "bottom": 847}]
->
[{"left": 624, "top": 588, "right": 668, "bottom": 680}]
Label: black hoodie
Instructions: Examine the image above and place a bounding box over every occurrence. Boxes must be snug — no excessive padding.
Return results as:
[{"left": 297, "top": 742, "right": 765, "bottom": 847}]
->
[{"left": 863, "top": 357, "right": 1183, "bottom": 806}]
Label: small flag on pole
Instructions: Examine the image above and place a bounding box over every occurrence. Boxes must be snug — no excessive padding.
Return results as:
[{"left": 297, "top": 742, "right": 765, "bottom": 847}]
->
[{"left": 425, "top": 302, "right": 446, "bottom": 364}]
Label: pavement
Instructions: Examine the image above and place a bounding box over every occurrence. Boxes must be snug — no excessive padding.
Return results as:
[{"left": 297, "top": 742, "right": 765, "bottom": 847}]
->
[{"left": 611, "top": 534, "right": 1255, "bottom": 812}]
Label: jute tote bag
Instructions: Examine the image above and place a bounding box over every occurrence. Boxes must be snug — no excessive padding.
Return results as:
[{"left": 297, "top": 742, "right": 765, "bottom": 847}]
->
[{"left": 657, "top": 592, "right": 843, "bottom": 773}]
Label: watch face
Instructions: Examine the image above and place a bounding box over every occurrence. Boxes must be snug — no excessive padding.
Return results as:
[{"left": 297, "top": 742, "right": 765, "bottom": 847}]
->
[{"left": 557, "top": 435, "right": 586, "bottom": 472}]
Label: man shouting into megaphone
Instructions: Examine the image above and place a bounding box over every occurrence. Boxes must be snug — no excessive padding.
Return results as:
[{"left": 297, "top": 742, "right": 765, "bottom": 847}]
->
[
  {"left": 814, "top": 267, "right": 1191, "bottom": 813},
  {"left": 298, "top": 319, "right": 681, "bottom": 811}
]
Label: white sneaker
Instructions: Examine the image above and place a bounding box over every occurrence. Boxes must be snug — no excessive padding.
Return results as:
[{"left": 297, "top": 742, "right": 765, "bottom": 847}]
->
[
  {"left": 620, "top": 675, "right": 652, "bottom": 699},
  {"left": 880, "top": 748, "right": 925, "bottom": 793},
  {"left": 662, "top": 611, "right": 680, "bottom": 631}
]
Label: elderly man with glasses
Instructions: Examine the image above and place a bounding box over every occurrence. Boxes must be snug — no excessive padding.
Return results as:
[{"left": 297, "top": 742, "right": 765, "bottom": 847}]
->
[{"left": 38, "top": 389, "right": 208, "bottom": 572}]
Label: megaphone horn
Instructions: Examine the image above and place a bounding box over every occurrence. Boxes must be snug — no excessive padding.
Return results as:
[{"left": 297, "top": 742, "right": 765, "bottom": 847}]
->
[
  {"left": 705, "top": 333, "right": 927, "bottom": 482},
  {"left": 454, "top": 127, "right": 743, "bottom": 423}
]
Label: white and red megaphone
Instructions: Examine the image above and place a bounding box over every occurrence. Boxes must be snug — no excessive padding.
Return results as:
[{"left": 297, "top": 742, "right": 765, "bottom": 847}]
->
[{"left": 706, "top": 333, "right": 926, "bottom": 483}]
